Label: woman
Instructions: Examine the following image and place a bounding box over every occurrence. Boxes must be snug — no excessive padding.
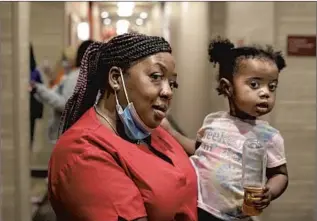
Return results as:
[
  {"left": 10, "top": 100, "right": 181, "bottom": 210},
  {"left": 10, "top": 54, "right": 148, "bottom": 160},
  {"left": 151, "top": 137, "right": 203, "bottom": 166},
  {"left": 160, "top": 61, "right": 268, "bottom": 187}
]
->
[
  {"left": 48, "top": 33, "right": 198, "bottom": 221},
  {"left": 48, "top": 46, "right": 77, "bottom": 89}
]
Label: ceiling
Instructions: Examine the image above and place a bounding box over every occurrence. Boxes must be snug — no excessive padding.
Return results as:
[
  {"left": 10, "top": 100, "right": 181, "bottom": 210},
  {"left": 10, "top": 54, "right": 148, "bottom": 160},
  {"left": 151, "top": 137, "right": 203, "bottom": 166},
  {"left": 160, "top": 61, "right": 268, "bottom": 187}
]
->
[{"left": 97, "top": 2, "right": 155, "bottom": 22}]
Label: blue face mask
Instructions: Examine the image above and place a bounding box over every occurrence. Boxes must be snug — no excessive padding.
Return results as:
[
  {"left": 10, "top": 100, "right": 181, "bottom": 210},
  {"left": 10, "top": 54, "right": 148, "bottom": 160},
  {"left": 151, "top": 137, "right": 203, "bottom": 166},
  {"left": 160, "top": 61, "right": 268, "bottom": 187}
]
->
[{"left": 115, "top": 70, "right": 152, "bottom": 141}]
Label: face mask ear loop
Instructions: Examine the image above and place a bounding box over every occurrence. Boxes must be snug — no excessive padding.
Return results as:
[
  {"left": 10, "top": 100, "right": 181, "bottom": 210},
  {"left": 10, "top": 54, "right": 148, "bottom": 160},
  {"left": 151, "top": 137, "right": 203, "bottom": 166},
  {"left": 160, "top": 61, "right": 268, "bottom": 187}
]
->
[
  {"left": 114, "top": 90, "right": 120, "bottom": 106},
  {"left": 119, "top": 69, "right": 130, "bottom": 104}
]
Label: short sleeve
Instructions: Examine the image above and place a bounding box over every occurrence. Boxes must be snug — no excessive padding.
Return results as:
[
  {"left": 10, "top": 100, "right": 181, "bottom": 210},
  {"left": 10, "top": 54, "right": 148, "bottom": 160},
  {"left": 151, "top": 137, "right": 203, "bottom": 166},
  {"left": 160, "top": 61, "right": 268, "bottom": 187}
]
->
[
  {"left": 196, "top": 113, "right": 216, "bottom": 142},
  {"left": 53, "top": 150, "right": 147, "bottom": 221},
  {"left": 196, "top": 128, "right": 204, "bottom": 142},
  {"left": 267, "top": 133, "right": 287, "bottom": 168}
]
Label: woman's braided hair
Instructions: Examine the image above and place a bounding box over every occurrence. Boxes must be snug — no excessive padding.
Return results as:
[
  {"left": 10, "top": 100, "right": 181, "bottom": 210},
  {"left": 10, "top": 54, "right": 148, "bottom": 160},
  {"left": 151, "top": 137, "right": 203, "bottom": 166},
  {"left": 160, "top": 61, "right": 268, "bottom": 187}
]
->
[{"left": 59, "top": 33, "right": 172, "bottom": 134}]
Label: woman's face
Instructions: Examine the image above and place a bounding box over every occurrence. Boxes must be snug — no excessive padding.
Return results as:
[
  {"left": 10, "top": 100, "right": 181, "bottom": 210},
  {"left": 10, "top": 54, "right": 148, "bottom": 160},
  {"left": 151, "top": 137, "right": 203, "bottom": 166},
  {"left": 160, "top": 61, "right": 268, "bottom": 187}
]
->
[{"left": 118, "top": 52, "right": 177, "bottom": 129}]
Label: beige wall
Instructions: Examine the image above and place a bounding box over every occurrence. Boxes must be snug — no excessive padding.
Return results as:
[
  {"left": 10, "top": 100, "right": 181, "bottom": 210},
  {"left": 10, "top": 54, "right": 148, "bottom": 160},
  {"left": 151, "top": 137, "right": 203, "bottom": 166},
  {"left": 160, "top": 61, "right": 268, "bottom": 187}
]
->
[
  {"left": 30, "top": 2, "right": 66, "bottom": 71},
  {"left": 165, "top": 2, "right": 213, "bottom": 138},
  {"left": 225, "top": 3, "right": 316, "bottom": 220},
  {"left": 92, "top": 2, "right": 102, "bottom": 41},
  {"left": 267, "top": 2, "right": 316, "bottom": 221},
  {"left": 29, "top": 2, "right": 67, "bottom": 159},
  {"left": 0, "top": 2, "right": 31, "bottom": 221},
  {"left": 65, "top": 2, "right": 90, "bottom": 46}
]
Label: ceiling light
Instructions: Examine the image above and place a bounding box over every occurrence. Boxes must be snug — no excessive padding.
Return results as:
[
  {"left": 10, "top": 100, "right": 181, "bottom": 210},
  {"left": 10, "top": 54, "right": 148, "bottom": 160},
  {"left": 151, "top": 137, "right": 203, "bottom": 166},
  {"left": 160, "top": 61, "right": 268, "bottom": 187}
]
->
[
  {"left": 136, "top": 18, "right": 143, "bottom": 26},
  {"left": 116, "top": 19, "right": 130, "bottom": 35},
  {"left": 117, "top": 2, "right": 135, "bottom": 17},
  {"left": 77, "top": 22, "right": 90, "bottom": 41},
  {"left": 117, "top": 2, "right": 135, "bottom": 8},
  {"left": 117, "top": 8, "right": 134, "bottom": 17},
  {"left": 101, "top": 11, "right": 109, "bottom": 18},
  {"left": 103, "top": 18, "right": 111, "bottom": 25},
  {"left": 140, "top": 12, "right": 148, "bottom": 19}
]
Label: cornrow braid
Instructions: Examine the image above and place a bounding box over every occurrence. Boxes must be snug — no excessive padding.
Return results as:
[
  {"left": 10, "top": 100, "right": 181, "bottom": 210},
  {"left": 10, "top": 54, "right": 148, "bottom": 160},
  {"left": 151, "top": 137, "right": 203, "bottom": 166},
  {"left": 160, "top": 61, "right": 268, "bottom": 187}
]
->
[
  {"left": 59, "top": 33, "right": 172, "bottom": 135},
  {"left": 59, "top": 42, "right": 102, "bottom": 135}
]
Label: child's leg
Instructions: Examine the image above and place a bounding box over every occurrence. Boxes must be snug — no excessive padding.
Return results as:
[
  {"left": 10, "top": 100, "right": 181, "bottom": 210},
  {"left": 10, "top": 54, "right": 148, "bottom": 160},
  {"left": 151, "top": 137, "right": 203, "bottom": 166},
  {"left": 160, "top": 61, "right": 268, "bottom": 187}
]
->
[{"left": 197, "top": 208, "right": 224, "bottom": 221}]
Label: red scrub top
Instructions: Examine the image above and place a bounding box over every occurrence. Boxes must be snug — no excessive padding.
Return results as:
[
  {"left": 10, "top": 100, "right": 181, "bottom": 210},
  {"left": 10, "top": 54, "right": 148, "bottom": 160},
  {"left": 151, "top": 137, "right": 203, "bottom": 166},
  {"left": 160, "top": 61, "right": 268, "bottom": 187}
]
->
[{"left": 48, "top": 107, "right": 198, "bottom": 221}]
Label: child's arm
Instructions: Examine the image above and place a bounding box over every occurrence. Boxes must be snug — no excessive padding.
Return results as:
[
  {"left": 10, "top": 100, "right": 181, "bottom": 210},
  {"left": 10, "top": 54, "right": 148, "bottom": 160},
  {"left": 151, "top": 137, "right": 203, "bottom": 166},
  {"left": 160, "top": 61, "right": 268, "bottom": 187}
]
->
[
  {"left": 266, "top": 163, "right": 288, "bottom": 200},
  {"left": 253, "top": 164, "right": 288, "bottom": 211},
  {"left": 253, "top": 132, "right": 288, "bottom": 210}
]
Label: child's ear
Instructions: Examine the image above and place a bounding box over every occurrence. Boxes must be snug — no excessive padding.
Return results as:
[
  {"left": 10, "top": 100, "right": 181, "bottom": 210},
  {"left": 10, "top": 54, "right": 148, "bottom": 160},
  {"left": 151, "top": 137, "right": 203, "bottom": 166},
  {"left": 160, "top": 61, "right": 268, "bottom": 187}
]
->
[{"left": 219, "top": 78, "right": 233, "bottom": 97}]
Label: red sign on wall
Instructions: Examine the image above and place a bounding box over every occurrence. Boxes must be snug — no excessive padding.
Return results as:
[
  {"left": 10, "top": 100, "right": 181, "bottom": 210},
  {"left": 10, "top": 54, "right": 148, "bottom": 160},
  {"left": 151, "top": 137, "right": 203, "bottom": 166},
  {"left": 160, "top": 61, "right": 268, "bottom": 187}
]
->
[{"left": 287, "top": 35, "right": 316, "bottom": 56}]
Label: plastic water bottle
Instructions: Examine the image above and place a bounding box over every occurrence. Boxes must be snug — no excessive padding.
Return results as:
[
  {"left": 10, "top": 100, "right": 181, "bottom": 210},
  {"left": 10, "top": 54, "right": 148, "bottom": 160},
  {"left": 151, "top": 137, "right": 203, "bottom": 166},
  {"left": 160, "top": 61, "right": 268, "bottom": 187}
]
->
[{"left": 242, "top": 138, "right": 267, "bottom": 216}]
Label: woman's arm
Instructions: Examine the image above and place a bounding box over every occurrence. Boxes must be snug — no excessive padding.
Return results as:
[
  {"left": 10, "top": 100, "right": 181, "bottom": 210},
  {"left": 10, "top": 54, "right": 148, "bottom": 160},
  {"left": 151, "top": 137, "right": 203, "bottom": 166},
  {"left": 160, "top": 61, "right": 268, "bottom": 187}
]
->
[
  {"left": 160, "top": 118, "right": 196, "bottom": 156},
  {"left": 170, "top": 129, "right": 196, "bottom": 156}
]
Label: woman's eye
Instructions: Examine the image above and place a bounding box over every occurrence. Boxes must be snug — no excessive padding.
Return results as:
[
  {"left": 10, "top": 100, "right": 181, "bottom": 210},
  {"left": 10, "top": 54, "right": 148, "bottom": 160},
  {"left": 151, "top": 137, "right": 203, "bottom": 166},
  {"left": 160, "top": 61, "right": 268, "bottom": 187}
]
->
[
  {"left": 150, "top": 73, "right": 163, "bottom": 81},
  {"left": 169, "top": 81, "right": 179, "bottom": 89},
  {"left": 249, "top": 80, "right": 259, "bottom": 89}
]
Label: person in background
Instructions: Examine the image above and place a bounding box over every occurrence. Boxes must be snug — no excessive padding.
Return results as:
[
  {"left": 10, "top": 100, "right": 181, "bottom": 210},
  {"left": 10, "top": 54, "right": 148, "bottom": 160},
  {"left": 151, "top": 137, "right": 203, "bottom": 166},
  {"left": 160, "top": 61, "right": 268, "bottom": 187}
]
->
[
  {"left": 162, "top": 37, "right": 289, "bottom": 221},
  {"left": 30, "top": 43, "right": 44, "bottom": 148},
  {"left": 48, "top": 33, "right": 198, "bottom": 221},
  {"left": 48, "top": 46, "right": 77, "bottom": 89},
  {"left": 31, "top": 40, "right": 94, "bottom": 144}
]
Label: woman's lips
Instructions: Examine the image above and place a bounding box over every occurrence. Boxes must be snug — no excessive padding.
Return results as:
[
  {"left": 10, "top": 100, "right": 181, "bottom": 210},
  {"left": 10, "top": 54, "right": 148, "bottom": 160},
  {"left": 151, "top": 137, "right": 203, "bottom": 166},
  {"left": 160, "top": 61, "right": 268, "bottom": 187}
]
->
[
  {"left": 152, "top": 105, "right": 168, "bottom": 119},
  {"left": 153, "top": 108, "right": 166, "bottom": 119}
]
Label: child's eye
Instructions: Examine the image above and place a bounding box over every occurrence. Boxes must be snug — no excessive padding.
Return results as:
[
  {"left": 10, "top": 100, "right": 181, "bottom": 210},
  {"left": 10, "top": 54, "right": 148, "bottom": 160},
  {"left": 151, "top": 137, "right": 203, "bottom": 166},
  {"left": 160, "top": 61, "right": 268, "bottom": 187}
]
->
[
  {"left": 249, "top": 80, "right": 260, "bottom": 89},
  {"left": 269, "top": 82, "right": 278, "bottom": 92}
]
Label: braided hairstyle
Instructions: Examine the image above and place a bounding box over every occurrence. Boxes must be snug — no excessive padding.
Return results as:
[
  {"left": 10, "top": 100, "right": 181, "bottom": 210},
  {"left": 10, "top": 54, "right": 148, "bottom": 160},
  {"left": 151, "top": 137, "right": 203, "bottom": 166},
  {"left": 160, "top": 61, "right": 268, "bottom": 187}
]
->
[
  {"left": 208, "top": 36, "right": 286, "bottom": 95},
  {"left": 75, "top": 40, "right": 94, "bottom": 68},
  {"left": 59, "top": 33, "right": 172, "bottom": 134}
]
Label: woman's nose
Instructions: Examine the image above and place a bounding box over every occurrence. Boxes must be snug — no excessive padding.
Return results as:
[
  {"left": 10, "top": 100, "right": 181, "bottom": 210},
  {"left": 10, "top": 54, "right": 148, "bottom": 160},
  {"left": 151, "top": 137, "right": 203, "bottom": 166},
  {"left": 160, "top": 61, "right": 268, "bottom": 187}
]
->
[{"left": 160, "top": 81, "right": 173, "bottom": 100}]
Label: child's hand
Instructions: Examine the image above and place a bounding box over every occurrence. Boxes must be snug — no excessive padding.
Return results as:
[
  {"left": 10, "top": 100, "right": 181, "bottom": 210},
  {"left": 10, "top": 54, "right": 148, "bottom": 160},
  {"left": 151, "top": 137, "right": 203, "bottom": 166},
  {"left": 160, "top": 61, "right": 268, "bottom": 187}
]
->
[{"left": 252, "top": 186, "right": 273, "bottom": 210}]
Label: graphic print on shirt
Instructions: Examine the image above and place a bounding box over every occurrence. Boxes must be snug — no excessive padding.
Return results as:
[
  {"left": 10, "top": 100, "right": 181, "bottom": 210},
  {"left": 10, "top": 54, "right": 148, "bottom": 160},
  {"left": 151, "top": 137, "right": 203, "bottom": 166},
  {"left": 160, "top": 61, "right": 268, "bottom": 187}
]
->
[{"left": 198, "top": 127, "right": 245, "bottom": 219}]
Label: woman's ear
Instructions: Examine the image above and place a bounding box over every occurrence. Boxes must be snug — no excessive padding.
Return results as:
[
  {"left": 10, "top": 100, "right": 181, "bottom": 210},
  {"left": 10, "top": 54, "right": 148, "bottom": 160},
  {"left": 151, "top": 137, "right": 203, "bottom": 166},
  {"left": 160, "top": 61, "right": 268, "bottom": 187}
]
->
[
  {"left": 108, "top": 66, "right": 122, "bottom": 91},
  {"left": 219, "top": 78, "right": 233, "bottom": 97}
]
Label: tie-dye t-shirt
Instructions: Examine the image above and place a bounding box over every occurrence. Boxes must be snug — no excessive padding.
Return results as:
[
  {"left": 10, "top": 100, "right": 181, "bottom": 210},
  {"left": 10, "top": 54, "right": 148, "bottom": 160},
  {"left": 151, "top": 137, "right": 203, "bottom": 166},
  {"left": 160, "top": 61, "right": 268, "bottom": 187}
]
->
[{"left": 190, "top": 111, "right": 286, "bottom": 221}]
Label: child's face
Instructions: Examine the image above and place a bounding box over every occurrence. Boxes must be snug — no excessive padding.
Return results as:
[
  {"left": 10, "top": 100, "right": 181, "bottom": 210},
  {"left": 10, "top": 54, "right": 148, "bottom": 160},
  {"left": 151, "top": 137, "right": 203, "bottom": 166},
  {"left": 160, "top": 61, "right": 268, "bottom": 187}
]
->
[{"left": 231, "top": 58, "right": 279, "bottom": 118}]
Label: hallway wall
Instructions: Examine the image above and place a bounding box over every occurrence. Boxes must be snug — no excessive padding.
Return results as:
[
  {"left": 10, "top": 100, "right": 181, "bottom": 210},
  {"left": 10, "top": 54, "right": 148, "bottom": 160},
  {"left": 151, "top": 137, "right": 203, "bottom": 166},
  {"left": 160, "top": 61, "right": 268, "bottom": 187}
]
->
[
  {"left": 0, "top": 4, "right": 16, "bottom": 220},
  {"left": 166, "top": 2, "right": 213, "bottom": 138},
  {"left": 30, "top": 2, "right": 66, "bottom": 69},
  {"left": 0, "top": 2, "right": 31, "bottom": 221},
  {"left": 266, "top": 2, "right": 316, "bottom": 220},
  {"left": 29, "top": 2, "right": 67, "bottom": 154}
]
